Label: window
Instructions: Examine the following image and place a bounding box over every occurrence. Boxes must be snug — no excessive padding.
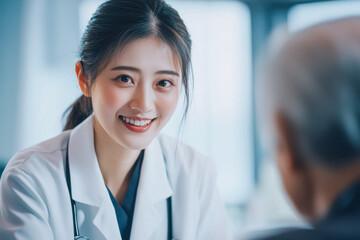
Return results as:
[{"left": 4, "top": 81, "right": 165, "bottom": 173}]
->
[
  {"left": 288, "top": 1, "right": 360, "bottom": 32},
  {"left": 164, "top": 1, "right": 253, "bottom": 205}
]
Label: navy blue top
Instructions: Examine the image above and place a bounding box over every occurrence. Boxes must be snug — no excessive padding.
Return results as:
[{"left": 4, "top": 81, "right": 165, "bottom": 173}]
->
[{"left": 107, "top": 150, "right": 144, "bottom": 240}]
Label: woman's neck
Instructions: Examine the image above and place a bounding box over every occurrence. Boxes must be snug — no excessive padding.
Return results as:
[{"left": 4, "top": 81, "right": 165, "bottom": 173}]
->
[{"left": 93, "top": 117, "right": 140, "bottom": 204}]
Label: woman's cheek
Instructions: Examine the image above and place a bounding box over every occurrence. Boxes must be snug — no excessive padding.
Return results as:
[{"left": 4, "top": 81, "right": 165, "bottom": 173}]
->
[
  {"left": 102, "top": 87, "right": 124, "bottom": 108},
  {"left": 158, "top": 91, "right": 180, "bottom": 118}
]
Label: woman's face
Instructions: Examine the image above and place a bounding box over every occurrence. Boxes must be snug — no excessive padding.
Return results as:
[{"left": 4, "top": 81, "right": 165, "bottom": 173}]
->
[{"left": 90, "top": 37, "right": 182, "bottom": 150}]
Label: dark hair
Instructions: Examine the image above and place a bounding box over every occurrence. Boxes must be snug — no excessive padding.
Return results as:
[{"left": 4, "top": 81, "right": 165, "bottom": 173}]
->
[{"left": 64, "top": 0, "right": 192, "bottom": 130}]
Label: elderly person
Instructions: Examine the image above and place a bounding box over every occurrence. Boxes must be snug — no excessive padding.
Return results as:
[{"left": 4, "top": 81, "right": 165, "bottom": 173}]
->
[{"left": 257, "top": 17, "right": 360, "bottom": 239}]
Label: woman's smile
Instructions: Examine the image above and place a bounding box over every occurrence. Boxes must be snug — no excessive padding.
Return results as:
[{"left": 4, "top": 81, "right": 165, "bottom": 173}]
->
[{"left": 119, "top": 115, "right": 156, "bottom": 133}]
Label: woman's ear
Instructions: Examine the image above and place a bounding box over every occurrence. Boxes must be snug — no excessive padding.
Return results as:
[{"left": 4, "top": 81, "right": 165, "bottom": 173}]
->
[{"left": 75, "top": 61, "right": 91, "bottom": 97}]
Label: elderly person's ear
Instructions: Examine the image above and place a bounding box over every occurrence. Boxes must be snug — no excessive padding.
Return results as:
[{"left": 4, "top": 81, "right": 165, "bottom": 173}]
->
[
  {"left": 274, "top": 113, "right": 299, "bottom": 175},
  {"left": 274, "top": 112, "right": 314, "bottom": 219}
]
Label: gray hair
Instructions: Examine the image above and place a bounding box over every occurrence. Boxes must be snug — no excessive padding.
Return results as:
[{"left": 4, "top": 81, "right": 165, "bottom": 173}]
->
[{"left": 257, "top": 17, "right": 360, "bottom": 167}]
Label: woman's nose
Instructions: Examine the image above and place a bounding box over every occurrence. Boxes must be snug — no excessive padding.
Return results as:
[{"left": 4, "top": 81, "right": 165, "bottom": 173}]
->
[{"left": 128, "top": 85, "right": 154, "bottom": 113}]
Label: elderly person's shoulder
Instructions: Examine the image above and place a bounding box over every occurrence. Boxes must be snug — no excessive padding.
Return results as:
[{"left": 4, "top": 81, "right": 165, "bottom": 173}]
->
[
  {"left": 259, "top": 178, "right": 360, "bottom": 240},
  {"left": 261, "top": 229, "right": 335, "bottom": 240},
  {"left": 261, "top": 223, "right": 360, "bottom": 240}
]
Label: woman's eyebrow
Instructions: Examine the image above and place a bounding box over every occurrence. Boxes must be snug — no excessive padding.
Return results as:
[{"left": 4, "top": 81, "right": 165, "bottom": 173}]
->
[
  {"left": 111, "top": 66, "right": 179, "bottom": 77},
  {"left": 111, "top": 66, "right": 139, "bottom": 72},
  {"left": 155, "top": 70, "right": 179, "bottom": 76}
]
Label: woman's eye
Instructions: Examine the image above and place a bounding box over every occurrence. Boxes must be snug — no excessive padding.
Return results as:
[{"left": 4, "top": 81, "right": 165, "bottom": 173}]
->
[
  {"left": 157, "top": 80, "right": 172, "bottom": 88},
  {"left": 116, "top": 75, "right": 132, "bottom": 83}
]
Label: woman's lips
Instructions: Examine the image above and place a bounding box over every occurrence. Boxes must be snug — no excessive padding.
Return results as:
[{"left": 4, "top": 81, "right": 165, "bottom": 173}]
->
[{"left": 119, "top": 115, "right": 155, "bottom": 133}]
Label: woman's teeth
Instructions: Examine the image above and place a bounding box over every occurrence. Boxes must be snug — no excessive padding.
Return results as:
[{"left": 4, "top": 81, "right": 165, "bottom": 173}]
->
[{"left": 121, "top": 116, "right": 152, "bottom": 126}]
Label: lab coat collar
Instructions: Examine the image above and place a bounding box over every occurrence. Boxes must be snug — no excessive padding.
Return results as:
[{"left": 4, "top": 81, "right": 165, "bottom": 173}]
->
[
  {"left": 130, "top": 134, "right": 173, "bottom": 239},
  {"left": 68, "top": 115, "right": 121, "bottom": 239},
  {"left": 68, "top": 114, "right": 107, "bottom": 206},
  {"left": 68, "top": 115, "right": 173, "bottom": 204},
  {"left": 140, "top": 136, "right": 173, "bottom": 203},
  {"left": 68, "top": 115, "right": 173, "bottom": 239}
]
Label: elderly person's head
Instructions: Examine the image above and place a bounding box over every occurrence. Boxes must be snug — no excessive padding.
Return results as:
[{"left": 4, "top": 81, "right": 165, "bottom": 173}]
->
[{"left": 257, "top": 17, "right": 360, "bottom": 222}]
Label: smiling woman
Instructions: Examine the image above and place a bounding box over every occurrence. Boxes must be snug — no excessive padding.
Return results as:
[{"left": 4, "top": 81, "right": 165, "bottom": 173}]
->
[
  {"left": 82, "top": 37, "right": 182, "bottom": 151},
  {"left": 0, "top": 0, "right": 232, "bottom": 239}
]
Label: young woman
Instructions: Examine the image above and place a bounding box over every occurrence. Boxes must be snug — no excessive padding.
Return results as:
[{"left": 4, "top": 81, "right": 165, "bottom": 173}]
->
[{"left": 0, "top": 0, "right": 232, "bottom": 239}]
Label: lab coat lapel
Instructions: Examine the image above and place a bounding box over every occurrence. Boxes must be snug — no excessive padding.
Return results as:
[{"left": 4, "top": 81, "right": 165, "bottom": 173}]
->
[
  {"left": 68, "top": 115, "right": 121, "bottom": 240},
  {"left": 92, "top": 198, "right": 122, "bottom": 240},
  {"left": 130, "top": 137, "right": 173, "bottom": 240}
]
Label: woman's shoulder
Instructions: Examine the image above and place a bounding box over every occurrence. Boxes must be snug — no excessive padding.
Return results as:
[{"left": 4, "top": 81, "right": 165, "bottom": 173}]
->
[{"left": 4, "top": 130, "right": 71, "bottom": 177}]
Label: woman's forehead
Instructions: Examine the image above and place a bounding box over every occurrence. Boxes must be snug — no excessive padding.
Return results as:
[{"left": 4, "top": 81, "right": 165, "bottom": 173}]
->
[{"left": 108, "top": 37, "right": 182, "bottom": 72}]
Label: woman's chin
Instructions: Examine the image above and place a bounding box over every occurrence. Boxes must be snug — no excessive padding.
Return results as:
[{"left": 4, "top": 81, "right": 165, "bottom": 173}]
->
[{"left": 115, "top": 134, "right": 155, "bottom": 151}]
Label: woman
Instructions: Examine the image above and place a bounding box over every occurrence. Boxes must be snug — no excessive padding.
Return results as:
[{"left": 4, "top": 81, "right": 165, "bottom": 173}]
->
[{"left": 0, "top": 0, "right": 232, "bottom": 239}]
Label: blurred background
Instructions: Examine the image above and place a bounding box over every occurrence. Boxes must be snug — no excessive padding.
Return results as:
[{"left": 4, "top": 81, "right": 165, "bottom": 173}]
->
[{"left": 0, "top": 0, "right": 359, "bottom": 238}]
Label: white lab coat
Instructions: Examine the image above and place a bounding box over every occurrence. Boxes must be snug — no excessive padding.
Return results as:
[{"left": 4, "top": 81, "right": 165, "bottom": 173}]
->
[{"left": 0, "top": 116, "right": 233, "bottom": 240}]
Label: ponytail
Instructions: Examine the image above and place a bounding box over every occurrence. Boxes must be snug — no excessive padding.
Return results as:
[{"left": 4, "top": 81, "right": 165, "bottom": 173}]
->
[{"left": 63, "top": 95, "right": 93, "bottom": 130}]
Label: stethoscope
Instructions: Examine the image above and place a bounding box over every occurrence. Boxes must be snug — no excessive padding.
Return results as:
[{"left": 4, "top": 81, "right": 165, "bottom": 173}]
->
[{"left": 65, "top": 138, "right": 174, "bottom": 240}]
